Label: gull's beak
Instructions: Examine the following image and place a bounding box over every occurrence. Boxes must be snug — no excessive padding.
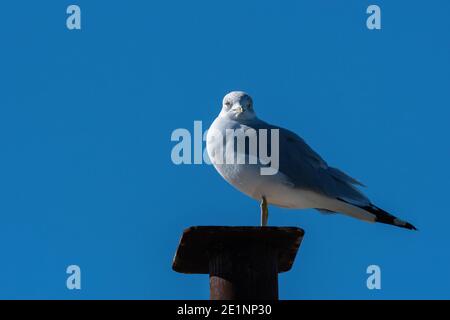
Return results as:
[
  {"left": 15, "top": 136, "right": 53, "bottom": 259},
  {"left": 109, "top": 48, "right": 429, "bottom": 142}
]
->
[{"left": 231, "top": 104, "right": 244, "bottom": 114}]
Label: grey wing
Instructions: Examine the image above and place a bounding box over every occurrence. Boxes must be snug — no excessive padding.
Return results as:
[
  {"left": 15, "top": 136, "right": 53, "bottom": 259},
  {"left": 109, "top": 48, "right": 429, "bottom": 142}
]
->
[
  {"left": 266, "top": 123, "right": 369, "bottom": 206},
  {"left": 240, "top": 119, "right": 416, "bottom": 230}
]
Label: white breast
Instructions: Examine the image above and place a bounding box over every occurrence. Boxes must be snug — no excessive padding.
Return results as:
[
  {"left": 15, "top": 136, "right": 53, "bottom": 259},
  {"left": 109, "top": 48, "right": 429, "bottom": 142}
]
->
[{"left": 206, "top": 119, "right": 318, "bottom": 209}]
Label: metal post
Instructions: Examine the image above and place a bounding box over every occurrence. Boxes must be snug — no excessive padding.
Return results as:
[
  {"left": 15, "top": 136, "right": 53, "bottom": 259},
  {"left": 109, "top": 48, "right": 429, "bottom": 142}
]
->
[{"left": 173, "top": 226, "right": 304, "bottom": 300}]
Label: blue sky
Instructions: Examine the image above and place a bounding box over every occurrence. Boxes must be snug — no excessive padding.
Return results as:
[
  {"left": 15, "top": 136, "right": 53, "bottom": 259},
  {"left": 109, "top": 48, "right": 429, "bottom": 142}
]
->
[{"left": 0, "top": 0, "right": 449, "bottom": 299}]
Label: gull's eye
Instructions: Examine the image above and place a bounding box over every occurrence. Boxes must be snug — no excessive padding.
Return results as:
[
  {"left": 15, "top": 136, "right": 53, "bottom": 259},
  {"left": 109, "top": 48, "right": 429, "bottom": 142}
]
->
[{"left": 224, "top": 101, "right": 232, "bottom": 109}]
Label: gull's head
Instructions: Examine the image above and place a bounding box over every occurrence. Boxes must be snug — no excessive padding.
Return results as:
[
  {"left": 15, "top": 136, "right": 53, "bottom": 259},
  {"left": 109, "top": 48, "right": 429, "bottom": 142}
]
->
[{"left": 219, "top": 91, "right": 256, "bottom": 121}]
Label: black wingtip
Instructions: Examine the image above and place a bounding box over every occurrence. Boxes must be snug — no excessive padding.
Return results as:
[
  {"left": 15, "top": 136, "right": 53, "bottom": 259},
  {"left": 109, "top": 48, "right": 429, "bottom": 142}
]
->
[
  {"left": 404, "top": 222, "right": 418, "bottom": 231},
  {"left": 367, "top": 205, "right": 417, "bottom": 231},
  {"left": 335, "top": 198, "right": 417, "bottom": 231}
]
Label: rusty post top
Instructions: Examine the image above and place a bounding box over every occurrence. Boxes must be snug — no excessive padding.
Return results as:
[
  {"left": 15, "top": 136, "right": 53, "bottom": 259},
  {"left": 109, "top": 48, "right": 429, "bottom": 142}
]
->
[{"left": 172, "top": 226, "right": 305, "bottom": 274}]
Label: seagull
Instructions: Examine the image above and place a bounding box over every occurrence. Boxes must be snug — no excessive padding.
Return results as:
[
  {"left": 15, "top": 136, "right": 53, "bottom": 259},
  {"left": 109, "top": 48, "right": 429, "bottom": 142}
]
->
[{"left": 206, "top": 91, "right": 416, "bottom": 230}]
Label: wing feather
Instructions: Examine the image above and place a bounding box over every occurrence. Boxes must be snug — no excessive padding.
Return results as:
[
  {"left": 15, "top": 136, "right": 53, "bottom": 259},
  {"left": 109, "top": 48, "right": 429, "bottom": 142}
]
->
[{"left": 243, "top": 119, "right": 369, "bottom": 205}]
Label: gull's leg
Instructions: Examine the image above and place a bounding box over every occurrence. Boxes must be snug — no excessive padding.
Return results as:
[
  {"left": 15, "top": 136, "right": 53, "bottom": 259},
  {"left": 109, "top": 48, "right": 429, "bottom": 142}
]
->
[{"left": 260, "top": 196, "right": 269, "bottom": 226}]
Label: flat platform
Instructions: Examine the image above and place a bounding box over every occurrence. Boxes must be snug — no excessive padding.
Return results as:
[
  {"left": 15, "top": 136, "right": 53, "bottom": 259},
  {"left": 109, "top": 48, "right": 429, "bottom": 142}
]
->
[{"left": 172, "top": 226, "right": 304, "bottom": 274}]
